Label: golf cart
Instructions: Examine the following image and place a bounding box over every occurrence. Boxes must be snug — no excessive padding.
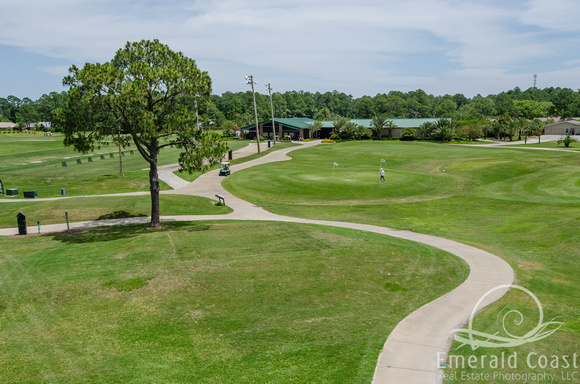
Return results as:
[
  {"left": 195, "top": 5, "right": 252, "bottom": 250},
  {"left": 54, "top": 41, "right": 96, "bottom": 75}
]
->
[{"left": 219, "top": 162, "right": 231, "bottom": 176}]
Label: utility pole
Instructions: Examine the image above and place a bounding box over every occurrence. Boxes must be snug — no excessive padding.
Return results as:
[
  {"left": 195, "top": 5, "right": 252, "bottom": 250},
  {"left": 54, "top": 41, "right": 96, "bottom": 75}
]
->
[
  {"left": 245, "top": 75, "right": 261, "bottom": 153},
  {"left": 118, "top": 130, "right": 123, "bottom": 177},
  {"left": 265, "top": 83, "right": 276, "bottom": 144}
]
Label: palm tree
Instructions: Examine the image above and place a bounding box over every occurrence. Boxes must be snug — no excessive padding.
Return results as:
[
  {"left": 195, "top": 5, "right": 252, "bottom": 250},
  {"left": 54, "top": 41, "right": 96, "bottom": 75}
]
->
[
  {"left": 343, "top": 121, "right": 358, "bottom": 140},
  {"left": 516, "top": 117, "right": 528, "bottom": 141},
  {"left": 495, "top": 113, "right": 511, "bottom": 140},
  {"left": 355, "top": 124, "right": 371, "bottom": 140},
  {"left": 505, "top": 120, "right": 518, "bottom": 141},
  {"left": 308, "top": 120, "right": 323, "bottom": 139},
  {"left": 432, "top": 119, "right": 455, "bottom": 142},
  {"left": 332, "top": 116, "right": 349, "bottom": 137},
  {"left": 370, "top": 115, "right": 388, "bottom": 140},
  {"left": 385, "top": 120, "right": 397, "bottom": 139},
  {"left": 418, "top": 121, "right": 435, "bottom": 140},
  {"left": 528, "top": 118, "right": 545, "bottom": 142},
  {"left": 557, "top": 134, "right": 577, "bottom": 148}
]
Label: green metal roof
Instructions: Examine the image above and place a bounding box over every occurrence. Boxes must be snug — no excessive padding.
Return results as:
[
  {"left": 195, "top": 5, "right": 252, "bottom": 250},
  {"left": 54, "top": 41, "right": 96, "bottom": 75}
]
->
[
  {"left": 241, "top": 118, "right": 314, "bottom": 131},
  {"left": 346, "top": 118, "right": 444, "bottom": 129},
  {"left": 272, "top": 118, "right": 315, "bottom": 130}
]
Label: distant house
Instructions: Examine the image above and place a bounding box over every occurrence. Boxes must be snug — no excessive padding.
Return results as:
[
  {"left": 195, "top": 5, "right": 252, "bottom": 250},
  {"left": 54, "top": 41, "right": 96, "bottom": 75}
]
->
[
  {"left": 241, "top": 118, "right": 442, "bottom": 139},
  {"left": 0, "top": 122, "right": 17, "bottom": 131},
  {"left": 0, "top": 122, "right": 53, "bottom": 131},
  {"left": 27, "top": 121, "right": 52, "bottom": 130},
  {"left": 543, "top": 119, "right": 580, "bottom": 136}
]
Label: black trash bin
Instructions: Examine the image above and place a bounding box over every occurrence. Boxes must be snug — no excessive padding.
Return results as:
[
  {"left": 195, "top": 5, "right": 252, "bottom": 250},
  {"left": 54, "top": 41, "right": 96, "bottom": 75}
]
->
[
  {"left": 17, "top": 211, "right": 27, "bottom": 235},
  {"left": 228, "top": 149, "right": 233, "bottom": 160}
]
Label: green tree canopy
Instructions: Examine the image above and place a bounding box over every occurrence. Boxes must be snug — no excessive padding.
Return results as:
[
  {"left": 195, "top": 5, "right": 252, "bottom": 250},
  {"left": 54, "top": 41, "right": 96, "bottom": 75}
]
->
[
  {"left": 58, "top": 39, "right": 227, "bottom": 227},
  {"left": 514, "top": 100, "right": 552, "bottom": 119},
  {"left": 550, "top": 88, "right": 580, "bottom": 118},
  {"left": 433, "top": 97, "right": 458, "bottom": 118},
  {"left": 494, "top": 93, "right": 515, "bottom": 116},
  {"left": 6, "top": 86, "right": 580, "bottom": 129}
]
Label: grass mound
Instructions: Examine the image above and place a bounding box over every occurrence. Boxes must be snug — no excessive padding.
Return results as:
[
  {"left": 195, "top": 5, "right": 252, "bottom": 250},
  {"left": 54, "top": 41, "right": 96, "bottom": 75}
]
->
[{"left": 0, "top": 221, "right": 467, "bottom": 383}]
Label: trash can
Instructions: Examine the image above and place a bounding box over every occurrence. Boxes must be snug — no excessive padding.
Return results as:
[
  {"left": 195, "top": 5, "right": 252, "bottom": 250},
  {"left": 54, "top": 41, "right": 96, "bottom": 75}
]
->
[
  {"left": 23, "top": 190, "right": 37, "bottom": 199},
  {"left": 228, "top": 149, "right": 233, "bottom": 160},
  {"left": 268, "top": 139, "right": 271, "bottom": 148},
  {"left": 17, "top": 211, "right": 26, "bottom": 235},
  {"left": 61, "top": 188, "right": 66, "bottom": 196}
]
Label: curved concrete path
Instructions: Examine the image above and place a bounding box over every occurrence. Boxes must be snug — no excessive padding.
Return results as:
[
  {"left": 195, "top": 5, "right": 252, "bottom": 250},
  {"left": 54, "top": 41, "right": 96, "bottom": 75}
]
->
[
  {"left": 477, "top": 135, "right": 561, "bottom": 145},
  {"left": 0, "top": 141, "right": 514, "bottom": 384},
  {"left": 461, "top": 135, "right": 580, "bottom": 152}
]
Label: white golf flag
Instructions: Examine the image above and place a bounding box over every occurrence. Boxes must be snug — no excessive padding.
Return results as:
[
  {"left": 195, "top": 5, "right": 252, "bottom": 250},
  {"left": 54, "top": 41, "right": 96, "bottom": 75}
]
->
[
  {"left": 381, "top": 159, "right": 385, "bottom": 162},
  {"left": 334, "top": 162, "right": 338, "bottom": 166}
]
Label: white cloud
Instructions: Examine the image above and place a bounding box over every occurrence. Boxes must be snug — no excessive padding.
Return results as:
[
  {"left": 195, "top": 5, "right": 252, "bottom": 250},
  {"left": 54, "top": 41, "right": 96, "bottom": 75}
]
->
[
  {"left": 39, "top": 66, "right": 71, "bottom": 76},
  {"left": 521, "top": 0, "right": 580, "bottom": 31},
  {"left": 0, "top": 0, "right": 579, "bottom": 98}
]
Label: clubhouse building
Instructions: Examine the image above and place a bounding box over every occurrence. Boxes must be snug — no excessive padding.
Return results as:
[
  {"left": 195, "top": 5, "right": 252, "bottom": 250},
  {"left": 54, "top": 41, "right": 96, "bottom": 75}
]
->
[
  {"left": 543, "top": 119, "right": 579, "bottom": 136},
  {"left": 241, "top": 118, "right": 441, "bottom": 140}
]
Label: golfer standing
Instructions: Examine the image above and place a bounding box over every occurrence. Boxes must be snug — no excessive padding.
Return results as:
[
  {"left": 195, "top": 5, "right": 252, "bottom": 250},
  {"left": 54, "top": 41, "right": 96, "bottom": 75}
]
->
[{"left": 379, "top": 168, "right": 385, "bottom": 183}]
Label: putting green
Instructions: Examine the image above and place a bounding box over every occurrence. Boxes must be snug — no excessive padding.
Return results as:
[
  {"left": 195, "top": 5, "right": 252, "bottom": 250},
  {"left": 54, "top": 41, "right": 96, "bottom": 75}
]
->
[
  {"left": 224, "top": 144, "right": 456, "bottom": 204},
  {"left": 224, "top": 142, "right": 580, "bottom": 206}
]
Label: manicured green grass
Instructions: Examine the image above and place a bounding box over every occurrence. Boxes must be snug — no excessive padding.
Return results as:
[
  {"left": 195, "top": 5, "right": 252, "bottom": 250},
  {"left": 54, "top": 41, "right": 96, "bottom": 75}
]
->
[
  {"left": 222, "top": 139, "right": 251, "bottom": 152},
  {"left": 175, "top": 141, "right": 299, "bottom": 182},
  {"left": 0, "top": 221, "right": 467, "bottom": 383},
  {"left": 0, "top": 194, "right": 232, "bottom": 228},
  {"left": 507, "top": 140, "right": 580, "bottom": 150},
  {"left": 223, "top": 141, "right": 580, "bottom": 383},
  {"left": 223, "top": 140, "right": 580, "bottom": 208},
  {"left": 0, "top": 133, "right": 242, "bottom": 198},
  {"left": 0, "top": 133, "right": 170, "bottom": 197}
]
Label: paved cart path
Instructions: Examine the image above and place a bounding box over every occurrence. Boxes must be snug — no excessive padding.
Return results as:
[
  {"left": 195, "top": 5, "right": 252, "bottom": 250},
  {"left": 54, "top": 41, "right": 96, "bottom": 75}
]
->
[
  {"left": 0, "top": 140, "right": 514, "bottom": 384},
  {"left": 461, "top": 135, "right": 580, "bottom": 152}
]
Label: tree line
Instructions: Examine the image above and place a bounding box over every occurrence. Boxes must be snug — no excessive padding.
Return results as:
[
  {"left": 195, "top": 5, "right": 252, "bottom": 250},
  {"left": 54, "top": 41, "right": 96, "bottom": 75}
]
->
[
  {"left": 0, "top": 92, "right": 69, "bottom": 129},
  {"left": 2, "top": 86, "right": 580, "bottom": 130}
]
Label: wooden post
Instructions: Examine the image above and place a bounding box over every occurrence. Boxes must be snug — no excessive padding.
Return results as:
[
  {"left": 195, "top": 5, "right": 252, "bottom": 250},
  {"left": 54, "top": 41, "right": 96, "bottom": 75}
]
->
[{"left": 118, "top": 130, "right": 124, "bottom": 177}]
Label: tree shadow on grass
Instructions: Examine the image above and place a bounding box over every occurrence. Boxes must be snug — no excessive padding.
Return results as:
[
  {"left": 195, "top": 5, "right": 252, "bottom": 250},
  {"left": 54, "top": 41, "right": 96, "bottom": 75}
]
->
[
  {"left": 47, "top": 222, "right": 211, "bottom": 244},
  {"left": 96, "top": 210, "right": 148, "bottom": 221}
]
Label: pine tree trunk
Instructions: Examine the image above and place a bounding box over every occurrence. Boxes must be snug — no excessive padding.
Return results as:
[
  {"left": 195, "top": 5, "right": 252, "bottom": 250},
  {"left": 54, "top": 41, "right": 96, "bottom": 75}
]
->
[{"left": 149, "top": 158, "right": 160, "bottom": 228}]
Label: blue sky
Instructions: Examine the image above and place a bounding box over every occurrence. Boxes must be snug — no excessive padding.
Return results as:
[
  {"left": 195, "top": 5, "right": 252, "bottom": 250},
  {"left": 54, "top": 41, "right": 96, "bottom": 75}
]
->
[{"left": 1, "top": 0, "right": 579, "bottom": 100}]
